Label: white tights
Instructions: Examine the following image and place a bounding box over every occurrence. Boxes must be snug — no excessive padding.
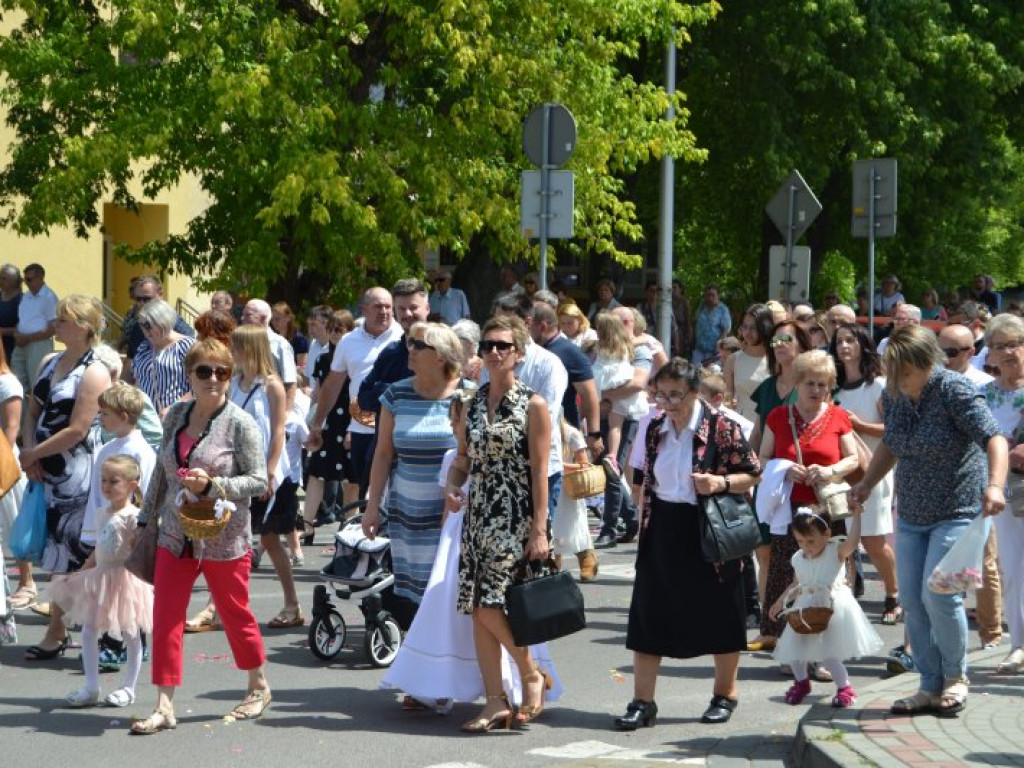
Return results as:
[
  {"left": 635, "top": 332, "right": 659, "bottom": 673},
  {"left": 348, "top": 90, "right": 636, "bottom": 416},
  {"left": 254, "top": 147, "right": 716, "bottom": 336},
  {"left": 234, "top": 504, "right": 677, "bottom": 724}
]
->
[
  {"left": 792, "top": 658, "right": 850, "bottom": 689},
  {"left": 80, "top": 625, "right": 143, "bottom": 695}
]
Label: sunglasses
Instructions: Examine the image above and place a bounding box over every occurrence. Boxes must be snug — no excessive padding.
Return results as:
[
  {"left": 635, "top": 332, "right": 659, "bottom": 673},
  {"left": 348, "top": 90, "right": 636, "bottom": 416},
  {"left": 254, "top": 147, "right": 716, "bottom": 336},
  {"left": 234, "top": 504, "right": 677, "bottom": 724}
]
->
[
  {"left": 941, "top": 346, "right": 973, "bottom": 357},
  {"left": 139, "top": 321, "right": 153, "bottom": 332},
  {"left": 407, "top": 338, "right": 434, "bottom": 352},
  {"left": 769, "top": 334, "right": 794, "bottom": 347},
  {"left": 192, "top": 365, "right": 233, "bottom": 382},
  {"left": 478, "top": 340, "right": 516, "bottom": 354},
  {"left": 134, "top": 295, "right": 155, "bottom": 304}
]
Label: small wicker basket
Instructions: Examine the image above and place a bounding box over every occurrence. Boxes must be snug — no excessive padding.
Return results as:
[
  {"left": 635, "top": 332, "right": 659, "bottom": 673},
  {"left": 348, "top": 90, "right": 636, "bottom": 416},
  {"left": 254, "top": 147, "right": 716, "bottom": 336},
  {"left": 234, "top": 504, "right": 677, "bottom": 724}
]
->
[
  {"left": 786, "top": 606, "right": 834, "bottom": 635},
  {"left": 563, "top": 464, "right": 606, "bottom": 500},
  {"left": 178, "top": 481, "right": 230, "bottom": 540}
]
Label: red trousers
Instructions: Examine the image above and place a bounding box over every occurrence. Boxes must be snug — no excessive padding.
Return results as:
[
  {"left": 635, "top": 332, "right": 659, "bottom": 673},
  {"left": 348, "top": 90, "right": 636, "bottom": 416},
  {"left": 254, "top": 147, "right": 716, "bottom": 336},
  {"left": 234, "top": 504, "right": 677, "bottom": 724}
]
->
[{"left": 152, "top": 546, "right": 266, "bottom": 687}]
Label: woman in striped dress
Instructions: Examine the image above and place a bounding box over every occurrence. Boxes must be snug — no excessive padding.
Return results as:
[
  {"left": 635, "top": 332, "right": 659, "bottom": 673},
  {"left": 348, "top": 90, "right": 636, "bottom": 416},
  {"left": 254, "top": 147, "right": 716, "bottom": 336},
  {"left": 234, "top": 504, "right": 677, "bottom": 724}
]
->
[
  {"left": 362, "top": 322, "right": 462, "bottom": 613},
  {"left": 131, "top": 299, "right": 194, "bottom": 419}
]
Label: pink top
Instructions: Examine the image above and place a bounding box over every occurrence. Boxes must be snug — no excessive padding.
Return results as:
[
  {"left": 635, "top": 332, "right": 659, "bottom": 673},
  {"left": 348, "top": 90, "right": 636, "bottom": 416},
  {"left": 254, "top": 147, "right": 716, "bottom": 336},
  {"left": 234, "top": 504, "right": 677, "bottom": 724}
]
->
[{"left": 176, "top": 431, "right": 198, "bottom": 466}]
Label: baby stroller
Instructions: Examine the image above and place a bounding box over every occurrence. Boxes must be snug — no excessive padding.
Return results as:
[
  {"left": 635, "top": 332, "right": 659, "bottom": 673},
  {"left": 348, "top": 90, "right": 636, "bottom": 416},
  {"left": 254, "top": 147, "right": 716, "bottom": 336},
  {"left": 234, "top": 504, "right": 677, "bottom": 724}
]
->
[{"left": 308, "top": 510, "right": 403, "bottom": 667}]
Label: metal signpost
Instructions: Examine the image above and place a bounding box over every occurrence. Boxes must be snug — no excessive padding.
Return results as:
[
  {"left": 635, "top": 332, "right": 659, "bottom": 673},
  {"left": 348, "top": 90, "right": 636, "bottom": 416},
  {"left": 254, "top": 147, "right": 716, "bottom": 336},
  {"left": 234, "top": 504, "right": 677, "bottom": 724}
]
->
[
  {"left": 851, "top": 158, "right": 898, "bottom": 330},
  {"left": 765, "top": 170, "right": 822, "bottom": 303},
  {"left": 522, "top": 103, "right": 577, "bottom": 290}
]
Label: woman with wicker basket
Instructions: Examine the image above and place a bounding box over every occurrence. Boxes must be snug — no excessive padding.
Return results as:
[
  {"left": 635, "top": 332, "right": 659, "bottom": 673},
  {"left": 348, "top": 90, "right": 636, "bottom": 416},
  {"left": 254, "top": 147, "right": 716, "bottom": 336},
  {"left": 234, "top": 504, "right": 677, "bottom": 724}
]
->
[
  {"left": 131, "top": 338, "right": 271, "bottom": 735},
  {"left": 770, "top": 506, "right": 882, "bottom": 708},
  {"left": 614, "top": 358, "right": 760, "bottom": 730}
]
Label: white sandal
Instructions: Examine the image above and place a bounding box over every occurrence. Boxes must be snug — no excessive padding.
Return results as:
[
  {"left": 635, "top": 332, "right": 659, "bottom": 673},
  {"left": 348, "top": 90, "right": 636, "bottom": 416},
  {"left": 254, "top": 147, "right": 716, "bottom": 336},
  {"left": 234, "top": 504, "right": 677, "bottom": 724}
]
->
[
  {"left": 104, "top": 687, "right": 136, "bottom": 707},
  {"left": 66, "top": 686, "right": 102, "bottom": 708},
  {"left": 996, "top": 647, "right": 1024, "bottom": 675}
]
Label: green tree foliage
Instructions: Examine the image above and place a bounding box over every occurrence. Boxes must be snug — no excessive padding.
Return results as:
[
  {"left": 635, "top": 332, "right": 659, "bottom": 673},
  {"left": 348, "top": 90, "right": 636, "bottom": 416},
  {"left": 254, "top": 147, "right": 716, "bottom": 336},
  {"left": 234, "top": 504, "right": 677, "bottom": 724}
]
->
[
  {"left": 675, "top": 0, "right": 1024, "bottom": 305},
  {"left": 0, "top": 1, "right": 716, "bottom": 303}
]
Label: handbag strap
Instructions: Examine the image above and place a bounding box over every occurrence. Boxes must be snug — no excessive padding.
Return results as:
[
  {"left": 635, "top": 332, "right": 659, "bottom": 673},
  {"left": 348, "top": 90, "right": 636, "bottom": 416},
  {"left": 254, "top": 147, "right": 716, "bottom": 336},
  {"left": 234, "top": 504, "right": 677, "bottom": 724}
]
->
[{"left": 788, "top": 405, "right": 805, "bottom": 466}]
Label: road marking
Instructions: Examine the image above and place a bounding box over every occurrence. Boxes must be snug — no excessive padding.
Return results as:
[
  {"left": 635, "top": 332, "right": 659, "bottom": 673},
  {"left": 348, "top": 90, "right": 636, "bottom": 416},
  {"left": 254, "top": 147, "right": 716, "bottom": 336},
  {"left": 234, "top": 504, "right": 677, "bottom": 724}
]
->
[{"left": 528, "top": 740, "right": 704, "bottom": 764}]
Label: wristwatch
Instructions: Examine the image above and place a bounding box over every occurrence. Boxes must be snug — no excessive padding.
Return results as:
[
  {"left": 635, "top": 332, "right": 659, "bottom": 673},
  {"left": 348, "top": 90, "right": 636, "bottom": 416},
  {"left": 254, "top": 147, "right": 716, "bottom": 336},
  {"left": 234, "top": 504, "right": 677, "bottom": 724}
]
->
[{"left": 586, "top": 431, "right": 602, "bottom": 439}]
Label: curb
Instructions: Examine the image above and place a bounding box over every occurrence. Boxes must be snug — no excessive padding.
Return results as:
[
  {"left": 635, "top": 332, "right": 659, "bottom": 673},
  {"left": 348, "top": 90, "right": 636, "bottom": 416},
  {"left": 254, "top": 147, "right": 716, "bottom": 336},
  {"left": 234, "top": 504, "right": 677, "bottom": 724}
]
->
[{"left": 792, "top": 645, "right": 1012, "bottom": 767}]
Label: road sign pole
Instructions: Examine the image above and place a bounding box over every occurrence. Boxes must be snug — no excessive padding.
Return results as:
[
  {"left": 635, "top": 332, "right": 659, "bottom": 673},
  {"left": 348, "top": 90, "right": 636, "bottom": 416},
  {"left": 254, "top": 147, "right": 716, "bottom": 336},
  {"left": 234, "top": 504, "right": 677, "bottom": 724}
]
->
[
  {"left": 785, "top": 185, "right": 797, "bottom": 303},
  {"left": 538, "top": 105, "right": 552, "bottom": 291},
  {"left": 868, "top": 164, "right": 876, "bottom": 331},
  {"left": 657, "top": 32, "right": 676, "bottom": 354}
]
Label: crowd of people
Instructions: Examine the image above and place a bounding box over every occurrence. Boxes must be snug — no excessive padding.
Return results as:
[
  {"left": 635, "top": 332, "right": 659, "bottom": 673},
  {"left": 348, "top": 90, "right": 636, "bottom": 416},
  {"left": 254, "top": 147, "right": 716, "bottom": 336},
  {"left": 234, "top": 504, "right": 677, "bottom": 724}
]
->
[{"left": 0, "top": 261, "right": 1022, "bottom": 736}]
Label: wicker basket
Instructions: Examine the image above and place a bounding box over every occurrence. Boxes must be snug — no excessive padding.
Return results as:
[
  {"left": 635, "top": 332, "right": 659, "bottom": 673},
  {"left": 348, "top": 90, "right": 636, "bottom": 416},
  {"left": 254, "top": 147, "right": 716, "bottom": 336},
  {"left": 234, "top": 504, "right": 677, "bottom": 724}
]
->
[
  {"left": 563, "top": 464, "right": 606, "bottom": 500},
  {"left": 178, "top": 481, "right": 230, "bottom": 540},
  {"left": 786, "top": 606, "right": 834, "bottom": 635}
]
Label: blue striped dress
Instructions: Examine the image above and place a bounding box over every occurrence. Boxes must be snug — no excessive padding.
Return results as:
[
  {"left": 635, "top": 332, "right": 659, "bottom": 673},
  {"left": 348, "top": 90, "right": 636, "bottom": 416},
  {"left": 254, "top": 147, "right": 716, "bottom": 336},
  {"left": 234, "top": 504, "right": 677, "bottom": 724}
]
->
[{"left": 381, "top": 378, "right": 457, "bottom": 603}]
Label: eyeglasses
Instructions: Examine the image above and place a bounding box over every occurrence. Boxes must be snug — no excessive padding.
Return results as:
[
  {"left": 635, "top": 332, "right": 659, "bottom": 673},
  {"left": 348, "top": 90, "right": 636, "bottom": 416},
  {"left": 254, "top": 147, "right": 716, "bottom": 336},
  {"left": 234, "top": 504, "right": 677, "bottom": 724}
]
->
[
  {"left": 478, "top": 340, "right": 516, "bottom": 354},
  {"left": 653, "top": 390, "right": 690, "bottom": 405},
  {"left": 139, "top": 321, "right": 153, "bottom": 332},
  {"left": 192, "top": 365, "right": 233, "bottom": 381},
  {"left": 769, "top": 334, "right": 794, "bottom": 347},
  {"left": 941, "top": 346, "right": 973, "bottom": 357},
  {"left": 134, "top": 295, "right": 155, "bottom": 304},
  {"left": 407, "top": 338, "right": 434, "bottom": 352},
  {"left": 990, "top": 340, "right": 1024, "bottom": 354}
]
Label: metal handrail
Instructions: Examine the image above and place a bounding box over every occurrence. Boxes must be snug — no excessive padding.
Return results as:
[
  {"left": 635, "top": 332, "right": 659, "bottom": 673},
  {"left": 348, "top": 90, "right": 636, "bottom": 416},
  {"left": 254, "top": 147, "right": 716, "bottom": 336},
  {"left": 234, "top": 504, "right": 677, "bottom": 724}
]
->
[
  {"left": 176, "top": 298, "right": 202, "bottom": 326},
  {"left": 101, "top": 302, "right": 124, "bottom": 345}
]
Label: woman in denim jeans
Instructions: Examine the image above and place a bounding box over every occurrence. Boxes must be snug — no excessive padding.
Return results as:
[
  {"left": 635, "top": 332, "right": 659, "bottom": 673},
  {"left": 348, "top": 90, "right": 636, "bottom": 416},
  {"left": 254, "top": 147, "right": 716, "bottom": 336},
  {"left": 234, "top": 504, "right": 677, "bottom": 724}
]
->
[{"left": 851, "top": 325, "right": 1007, "bottom": 717}]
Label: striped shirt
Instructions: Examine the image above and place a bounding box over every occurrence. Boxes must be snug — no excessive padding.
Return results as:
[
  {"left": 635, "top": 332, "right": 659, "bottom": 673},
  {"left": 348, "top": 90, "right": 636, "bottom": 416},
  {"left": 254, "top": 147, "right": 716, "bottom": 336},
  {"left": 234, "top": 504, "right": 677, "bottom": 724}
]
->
[{"left": 132, "top": 335, "right": 195, "bottom": 413}]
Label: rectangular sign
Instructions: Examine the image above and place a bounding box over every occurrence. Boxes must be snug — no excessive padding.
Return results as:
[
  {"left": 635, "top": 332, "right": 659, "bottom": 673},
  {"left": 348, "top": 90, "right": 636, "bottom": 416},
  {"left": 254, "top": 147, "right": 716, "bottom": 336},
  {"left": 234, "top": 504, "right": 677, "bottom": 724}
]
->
[{"left": 521, "top": 170, "right": 574, "bottom": 239}]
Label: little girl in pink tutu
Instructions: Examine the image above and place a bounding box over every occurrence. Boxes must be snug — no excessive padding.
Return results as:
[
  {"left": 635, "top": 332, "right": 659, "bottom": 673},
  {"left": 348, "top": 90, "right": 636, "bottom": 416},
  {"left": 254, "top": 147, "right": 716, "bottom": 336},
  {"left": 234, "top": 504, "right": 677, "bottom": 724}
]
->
[{"left": 49, "top": 455, "right": 154, "bottom": 708}]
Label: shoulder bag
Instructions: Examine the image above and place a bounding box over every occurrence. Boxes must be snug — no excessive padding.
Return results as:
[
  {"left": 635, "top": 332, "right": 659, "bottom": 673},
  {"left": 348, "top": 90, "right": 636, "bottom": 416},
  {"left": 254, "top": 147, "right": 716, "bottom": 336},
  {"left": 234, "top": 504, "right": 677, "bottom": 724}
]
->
[
  {"left": 788, "top": 405, "right": 852, "bottom": 520},
  {"left": 696, "top": 415, "right": 763, "bottom": 563},
  {"left": 505, "top": 557, "right": 586, "bottom": 646},
  {"left": 0, "top": 432, "right": 20, "bottom": 499},
  {"left": 125, "top": 519, "right": 159, "bottom": 584}
]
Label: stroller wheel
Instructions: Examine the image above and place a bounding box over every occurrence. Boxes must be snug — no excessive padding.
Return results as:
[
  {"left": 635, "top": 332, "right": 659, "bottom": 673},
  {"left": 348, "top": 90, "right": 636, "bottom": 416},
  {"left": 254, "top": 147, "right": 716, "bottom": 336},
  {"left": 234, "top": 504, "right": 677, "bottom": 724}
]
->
[
  {"left": 365, "top": 615, "right": 402, "bottom": 668},
  {"left": 309, "top": 610, "right": 347, "bottom": 660}
]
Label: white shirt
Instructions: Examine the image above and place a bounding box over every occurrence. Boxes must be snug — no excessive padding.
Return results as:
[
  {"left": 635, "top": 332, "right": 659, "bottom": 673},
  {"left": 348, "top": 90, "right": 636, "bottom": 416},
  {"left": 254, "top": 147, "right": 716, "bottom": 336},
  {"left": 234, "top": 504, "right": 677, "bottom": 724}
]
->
[
  {"left": 652, "top": 401, "right": 703, "bottom": 504},
  {"left": 305, "top": 337, "right": 328, "bottom": 379},
  {"left": 330, "top": 322, "right": 402, "bottom": 435},
  {"left": 267, "top": 329, "right": 297, "bottom": 385},
  {"left": 481, "top": 340, "right": 568, "bottom": 476},
  {"left": 285, "top": 390, "right": 311, "bottom": 484},
  {"left": 961, "top": 364, "right": 994, "bottom": 390},
  {"left": 17, "top": 283, "right": 58, "bottom": 334},
  {"left": 81, "top": 430, "right": 157, "bottom": 544}
]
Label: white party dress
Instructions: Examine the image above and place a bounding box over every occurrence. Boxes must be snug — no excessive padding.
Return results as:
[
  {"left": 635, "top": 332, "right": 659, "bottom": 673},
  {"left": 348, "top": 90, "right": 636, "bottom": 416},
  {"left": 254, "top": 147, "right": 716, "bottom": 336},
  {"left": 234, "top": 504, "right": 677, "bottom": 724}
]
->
[{"left": 774, "top": 540, "right": 882, "bottom": 665}]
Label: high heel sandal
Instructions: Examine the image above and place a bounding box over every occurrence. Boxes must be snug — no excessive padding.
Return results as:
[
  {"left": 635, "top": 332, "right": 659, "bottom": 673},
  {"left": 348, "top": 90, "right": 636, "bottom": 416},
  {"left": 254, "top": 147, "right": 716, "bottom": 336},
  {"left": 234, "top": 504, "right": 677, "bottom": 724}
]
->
[
  {"left": 516, "top": 667, "right": 553, "bottom": 725},
  {"left": 460, "top": 694, "right": 513, "bottom": 733},
  {"left": 25, "top": 634, "right": 70, "bottom": 661}
]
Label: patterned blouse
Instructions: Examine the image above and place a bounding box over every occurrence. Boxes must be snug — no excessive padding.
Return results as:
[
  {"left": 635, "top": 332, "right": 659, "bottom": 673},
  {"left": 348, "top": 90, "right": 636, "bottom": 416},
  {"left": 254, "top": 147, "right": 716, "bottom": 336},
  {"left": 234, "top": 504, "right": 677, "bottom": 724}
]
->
[
  {"left": 139, "top": 400, "right": 268, "bottom": 560},
  {"left": 882, "top": 367, "right": 1000, "bottom": 525},
  {"left": 132, "top": 335, "right": 195, "bottom": 413},
  {"left": 640, "top": 403, "right": 760, "bottom": 537}
]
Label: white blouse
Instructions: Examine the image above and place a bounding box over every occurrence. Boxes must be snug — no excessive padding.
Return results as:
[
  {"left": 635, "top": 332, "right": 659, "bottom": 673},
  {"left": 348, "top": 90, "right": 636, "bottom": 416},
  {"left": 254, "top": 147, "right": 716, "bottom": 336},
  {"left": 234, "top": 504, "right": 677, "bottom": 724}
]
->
[{"left": 652, "top": 402, "right": 703, "bottom": 504}]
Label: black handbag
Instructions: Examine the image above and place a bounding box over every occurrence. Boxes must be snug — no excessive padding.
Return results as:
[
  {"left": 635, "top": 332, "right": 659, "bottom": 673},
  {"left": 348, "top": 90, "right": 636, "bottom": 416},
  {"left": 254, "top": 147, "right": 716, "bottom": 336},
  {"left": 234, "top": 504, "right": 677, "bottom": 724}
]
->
[
  {"left": 505, "top": 558, "right": 586, "bottom": 646},
  {"left": 697, "top": 417, "right": 763, "bottom": 563}
]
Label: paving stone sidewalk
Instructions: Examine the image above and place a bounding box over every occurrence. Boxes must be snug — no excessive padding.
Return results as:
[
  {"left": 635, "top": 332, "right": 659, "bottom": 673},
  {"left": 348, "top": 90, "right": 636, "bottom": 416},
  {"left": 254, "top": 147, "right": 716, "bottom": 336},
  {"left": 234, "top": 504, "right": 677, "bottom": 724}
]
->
[{"left": 793, "top": 645, "right": 1024, "bottom": 767}]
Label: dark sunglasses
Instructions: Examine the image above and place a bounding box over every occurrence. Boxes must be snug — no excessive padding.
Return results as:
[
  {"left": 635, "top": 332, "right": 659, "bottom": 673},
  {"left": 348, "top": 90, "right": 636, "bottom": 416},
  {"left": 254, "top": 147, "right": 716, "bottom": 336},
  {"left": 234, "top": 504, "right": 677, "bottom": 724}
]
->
[
  {"left": 407, "top": 338, "right": 434, "bottom": 352},
  {"left": 139, "top": 321, "right": 153, "bottom": 332},
  {"left": 941, "top": 346, "right": 973, "bottom": 358},
  {"left": 134, "top": 295, "right": 155, "bottom": 304},
  {"left": 478, "top": 340, "right": 516, "bottom": 354},
  {"left": 769, "top": 334, "right": 794, "bottom": 347},
  {"left": 192, "top": 364, "right": 233, "bottom": 381}
]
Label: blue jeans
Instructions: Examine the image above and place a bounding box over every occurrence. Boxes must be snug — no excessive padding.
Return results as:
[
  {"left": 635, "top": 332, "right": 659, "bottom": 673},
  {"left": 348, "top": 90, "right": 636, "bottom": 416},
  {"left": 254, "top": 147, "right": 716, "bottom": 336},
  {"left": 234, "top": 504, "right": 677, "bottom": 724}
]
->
[
  {"left": 896, "top": 516, "right": 974, "bottom": 692},
  {"left": 547, "top": 473, "right": 562, "bottom": 527},
  {"left": 600, "top": 418, "right": 639, "bottom": 537}
]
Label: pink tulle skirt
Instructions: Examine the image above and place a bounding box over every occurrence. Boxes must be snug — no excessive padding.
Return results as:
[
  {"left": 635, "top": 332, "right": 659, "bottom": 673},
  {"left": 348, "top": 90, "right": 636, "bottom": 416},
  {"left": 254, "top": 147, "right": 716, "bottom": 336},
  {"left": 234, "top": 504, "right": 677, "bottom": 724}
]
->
[{"left": 48, "top": 564, "right": 154, "bottom": 639}]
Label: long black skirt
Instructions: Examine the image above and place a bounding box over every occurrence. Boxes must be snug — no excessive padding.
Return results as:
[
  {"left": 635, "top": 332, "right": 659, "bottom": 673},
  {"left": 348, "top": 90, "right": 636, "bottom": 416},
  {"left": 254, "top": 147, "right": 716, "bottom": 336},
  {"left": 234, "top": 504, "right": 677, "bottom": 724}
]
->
[{"left": 626, "top": 497, "right": 746, "bottom": 659}]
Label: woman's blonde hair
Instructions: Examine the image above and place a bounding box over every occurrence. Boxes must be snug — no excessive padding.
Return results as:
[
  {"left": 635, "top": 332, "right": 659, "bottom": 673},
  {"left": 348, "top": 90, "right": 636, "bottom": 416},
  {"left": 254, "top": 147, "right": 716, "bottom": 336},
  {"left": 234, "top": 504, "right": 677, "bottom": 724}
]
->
[
  {"left": 231, "top": 324, "right": 277, "bottom": 379},
  {"left": 793, "top": 349, "right": 837, "bottom": 388},
  {"left": 409, "top": 321, "right": 465, "bottom": 380},
  {"left": 557, "top": 302, "right": 590, "bottom": 334},
  {"left": 593, "top": 311, "right": 632, "bottom": 362},
  {"left": 58, "top": 295, "right": 104, "bottom": 345},
  {"left": 882, "top": 324, "right": 944, "bottom": 398}
]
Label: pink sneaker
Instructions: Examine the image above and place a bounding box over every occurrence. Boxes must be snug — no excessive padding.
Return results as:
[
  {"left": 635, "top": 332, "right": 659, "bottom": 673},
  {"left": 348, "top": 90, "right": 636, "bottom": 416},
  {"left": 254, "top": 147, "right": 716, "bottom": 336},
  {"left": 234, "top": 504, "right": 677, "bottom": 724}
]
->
[
  {"left": 832, "top": 685, "right": 857, "bottom": 708},
  {"left": 785, "top": 679, "right": 811, "bottom": 705}
]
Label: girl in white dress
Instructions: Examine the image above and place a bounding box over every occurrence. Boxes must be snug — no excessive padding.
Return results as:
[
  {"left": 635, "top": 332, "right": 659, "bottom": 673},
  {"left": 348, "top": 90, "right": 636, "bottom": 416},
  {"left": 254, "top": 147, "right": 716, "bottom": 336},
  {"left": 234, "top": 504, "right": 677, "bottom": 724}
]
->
[
  {"left": 771, "top": 506, "right": 882, "bottom": 708},
  {"left": 380, "top": 391, "right": 563, "bottom": 713},
  {"left": 592, "top": 312, "right": 647, "bottom": 472},
  {"left": 48, "top": 455, "right": 154, "bottom": 708}
]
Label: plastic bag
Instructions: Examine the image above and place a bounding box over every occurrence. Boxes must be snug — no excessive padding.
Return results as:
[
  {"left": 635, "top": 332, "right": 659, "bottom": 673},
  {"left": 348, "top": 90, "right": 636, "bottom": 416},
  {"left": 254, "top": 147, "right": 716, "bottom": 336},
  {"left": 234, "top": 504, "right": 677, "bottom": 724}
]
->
[
  {"left": 8, "top": 480, "right": 46, "bottom": 563},
  {"left": 927, "top": 515, "right": 988, "bottom": 595}
]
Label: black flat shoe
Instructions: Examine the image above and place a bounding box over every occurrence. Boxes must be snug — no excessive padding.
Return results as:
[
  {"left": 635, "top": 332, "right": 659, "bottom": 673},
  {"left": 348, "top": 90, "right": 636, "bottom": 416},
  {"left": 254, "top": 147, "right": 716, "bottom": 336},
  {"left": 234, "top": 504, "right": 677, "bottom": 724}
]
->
[
  {"left": 700, "top": 695, "right": 737, "bottom": 724},
  {"left": 594, "top": 533, "right": 618, "bottom": 550},
  {"left": 25, "top": 635, "right": 70, "bottom": 661},
  {"left": 616, "top": 521, "right": 639, "bottom": 544},
  {"left": 614, "top": 699, "right": 657, "bottom": 730}
]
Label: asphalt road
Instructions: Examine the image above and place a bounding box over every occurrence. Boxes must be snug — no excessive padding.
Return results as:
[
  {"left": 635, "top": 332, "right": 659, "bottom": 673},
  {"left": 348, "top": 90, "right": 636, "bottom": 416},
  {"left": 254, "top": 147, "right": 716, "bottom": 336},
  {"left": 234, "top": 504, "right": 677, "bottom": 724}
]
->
[{"left": 0, "top": 531, "right": 917, "bottom": 768}]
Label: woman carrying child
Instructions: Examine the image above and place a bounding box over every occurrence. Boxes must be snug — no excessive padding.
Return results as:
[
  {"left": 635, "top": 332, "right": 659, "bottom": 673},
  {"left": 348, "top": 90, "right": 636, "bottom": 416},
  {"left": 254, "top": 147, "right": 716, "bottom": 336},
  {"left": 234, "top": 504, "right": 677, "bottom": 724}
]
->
[
  {"left": 592, "top": 312, "right": 647, "bottom": 477},
  {"left": 49, "top": 455, "right": 154, "bottom": 707},
  {"left": 771, "top": 506, "right": 883, "bottom": 707}
]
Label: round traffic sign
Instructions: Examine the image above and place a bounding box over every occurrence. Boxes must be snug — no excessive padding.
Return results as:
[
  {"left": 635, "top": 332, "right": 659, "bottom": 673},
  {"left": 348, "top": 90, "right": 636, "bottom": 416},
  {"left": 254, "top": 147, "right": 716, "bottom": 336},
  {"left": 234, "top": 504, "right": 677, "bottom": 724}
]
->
[{"left": 522, "top": 103, "right": 577, "bottom": 168}]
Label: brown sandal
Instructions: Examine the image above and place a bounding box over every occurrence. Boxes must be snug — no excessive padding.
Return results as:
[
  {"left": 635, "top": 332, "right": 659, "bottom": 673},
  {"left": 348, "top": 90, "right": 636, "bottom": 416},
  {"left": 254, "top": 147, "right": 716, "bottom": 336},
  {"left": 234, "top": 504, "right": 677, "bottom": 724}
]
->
[
  {"left": 130, "top": 707, "right": 177, "bottom": 735},
  {"left": 267, "top": 607, "right": 305, "bottom": 629},
  {"left": 229, "top": 689, "right": 272, "bottom": 720},
  {"left": 516, "top": 667, "right": 553, "bottom": 725}
]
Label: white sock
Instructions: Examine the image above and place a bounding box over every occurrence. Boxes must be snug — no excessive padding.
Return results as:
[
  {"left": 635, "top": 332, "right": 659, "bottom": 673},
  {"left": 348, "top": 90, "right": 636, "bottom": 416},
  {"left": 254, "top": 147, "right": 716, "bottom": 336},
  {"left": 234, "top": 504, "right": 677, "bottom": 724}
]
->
[
  {"left": 822, "top": 658, "right": 850, "bottom": 689},
  {"left": 119, "top": 631, "right": 143, "bottom": 695},
  {"left": 80, "top": 625, "right": 100, "bottom": 693}
]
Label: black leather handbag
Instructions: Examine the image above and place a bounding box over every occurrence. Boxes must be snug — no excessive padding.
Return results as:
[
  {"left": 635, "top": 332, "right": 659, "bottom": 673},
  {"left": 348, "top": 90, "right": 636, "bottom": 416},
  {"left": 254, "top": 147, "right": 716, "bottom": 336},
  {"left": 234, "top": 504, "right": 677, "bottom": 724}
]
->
[
  {"left": 697, "top": 418, "right": 763, "bottom": 563},
  {"left": 505, "top": 558, "right": 586, "bottom": 646}
]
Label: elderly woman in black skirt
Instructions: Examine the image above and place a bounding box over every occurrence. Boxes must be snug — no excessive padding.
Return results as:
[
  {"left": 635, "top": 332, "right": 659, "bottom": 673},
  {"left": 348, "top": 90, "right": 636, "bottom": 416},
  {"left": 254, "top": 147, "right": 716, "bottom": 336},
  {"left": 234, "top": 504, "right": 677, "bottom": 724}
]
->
[{"left": 614, "top": 359, "right": 760, "bottom": 729}]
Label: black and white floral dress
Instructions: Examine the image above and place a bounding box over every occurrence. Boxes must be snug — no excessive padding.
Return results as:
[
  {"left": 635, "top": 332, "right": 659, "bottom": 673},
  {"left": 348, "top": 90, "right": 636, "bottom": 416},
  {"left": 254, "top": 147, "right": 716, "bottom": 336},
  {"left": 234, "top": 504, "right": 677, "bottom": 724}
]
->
[
  {"left": 33, "top": 349, "right": 103, "bottom": 573},
  {"left": 457, "top": 380, "right": 534, "bottom": 614}
]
